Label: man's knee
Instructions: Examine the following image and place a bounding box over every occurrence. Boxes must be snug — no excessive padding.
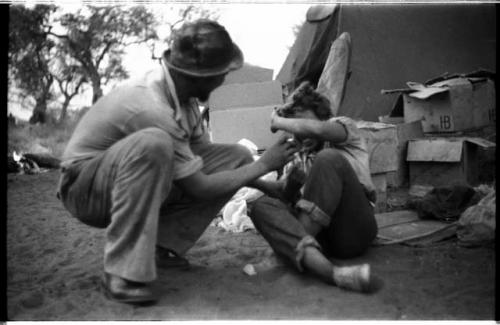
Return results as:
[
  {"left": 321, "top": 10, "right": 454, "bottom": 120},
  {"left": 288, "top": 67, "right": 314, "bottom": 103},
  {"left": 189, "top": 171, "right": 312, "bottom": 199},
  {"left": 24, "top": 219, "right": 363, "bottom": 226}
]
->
[
  {"left": 227, "top": 143, "right": 254, "bottom": 166},
  {"left": 133, "top": 128, "right": 174, "bottom": 164}
]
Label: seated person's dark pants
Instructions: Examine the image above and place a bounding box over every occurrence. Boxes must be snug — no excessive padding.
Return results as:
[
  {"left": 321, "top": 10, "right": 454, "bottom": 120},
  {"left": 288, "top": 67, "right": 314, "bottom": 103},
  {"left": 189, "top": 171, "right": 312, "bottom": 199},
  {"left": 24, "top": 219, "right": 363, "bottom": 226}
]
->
[{"left": 250, "top": 148, "right": 378, "bottom": 271}]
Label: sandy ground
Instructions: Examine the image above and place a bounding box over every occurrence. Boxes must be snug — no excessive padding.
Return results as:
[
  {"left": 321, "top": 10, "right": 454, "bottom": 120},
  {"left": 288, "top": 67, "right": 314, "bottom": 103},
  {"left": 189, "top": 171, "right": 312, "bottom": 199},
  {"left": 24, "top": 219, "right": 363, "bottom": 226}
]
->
[{"left": 6, "top": 170, "right": 496, "bottom": 321}]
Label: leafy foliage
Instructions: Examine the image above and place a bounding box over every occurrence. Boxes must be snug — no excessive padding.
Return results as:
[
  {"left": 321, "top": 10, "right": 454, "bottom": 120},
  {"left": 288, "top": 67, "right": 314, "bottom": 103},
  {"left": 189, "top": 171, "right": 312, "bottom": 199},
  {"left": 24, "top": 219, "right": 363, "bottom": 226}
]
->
[
  {"left": 9, "top": 4, "right": 58, "bottom": 123},
  {"left": 52, "top": 52, "right": 87, "bottom": 122},
  {"left": 51, "top": 5, "right": 159, "bottom": 103},
  {"left": 148, "top": 5, "right": 219, "bottom": 60},
  {"left": 8, "top": 4, "right": 219, "bottom": 124}
]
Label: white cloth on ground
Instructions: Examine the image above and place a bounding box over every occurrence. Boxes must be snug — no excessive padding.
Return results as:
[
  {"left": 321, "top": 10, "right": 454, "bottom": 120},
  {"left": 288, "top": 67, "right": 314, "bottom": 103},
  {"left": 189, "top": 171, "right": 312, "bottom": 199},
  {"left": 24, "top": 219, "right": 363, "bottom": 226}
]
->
[{"left": 219, "top": 139, "right": 277, "bottom": 233}]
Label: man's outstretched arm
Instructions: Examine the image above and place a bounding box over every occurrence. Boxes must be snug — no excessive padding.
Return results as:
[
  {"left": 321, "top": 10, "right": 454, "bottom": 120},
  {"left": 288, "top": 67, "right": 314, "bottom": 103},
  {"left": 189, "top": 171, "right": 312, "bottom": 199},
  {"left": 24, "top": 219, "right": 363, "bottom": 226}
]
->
[{"left": 176, "top": 136, "right": 297, "bottom": 200}]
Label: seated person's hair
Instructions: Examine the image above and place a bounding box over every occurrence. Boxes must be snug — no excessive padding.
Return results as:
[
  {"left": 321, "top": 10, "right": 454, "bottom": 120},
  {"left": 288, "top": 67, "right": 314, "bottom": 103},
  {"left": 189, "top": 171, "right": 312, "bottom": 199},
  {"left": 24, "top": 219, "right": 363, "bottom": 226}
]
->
[{"left": 278, "top": 81, "right": 333, "bottom": 121}]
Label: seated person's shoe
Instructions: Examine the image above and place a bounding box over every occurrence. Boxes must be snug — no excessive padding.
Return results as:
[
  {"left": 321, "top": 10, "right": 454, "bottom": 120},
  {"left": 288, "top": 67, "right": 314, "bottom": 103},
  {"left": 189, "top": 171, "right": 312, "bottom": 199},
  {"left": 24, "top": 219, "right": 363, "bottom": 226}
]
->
[
  {"left": 102, "top": 273, "right": 158, "bottom": 304},
  {"left": 332, "top": 264, "right": 371, "bottom": 293},
  {"left": 156, "top": 246, "right": 190, "bottom": 269}
]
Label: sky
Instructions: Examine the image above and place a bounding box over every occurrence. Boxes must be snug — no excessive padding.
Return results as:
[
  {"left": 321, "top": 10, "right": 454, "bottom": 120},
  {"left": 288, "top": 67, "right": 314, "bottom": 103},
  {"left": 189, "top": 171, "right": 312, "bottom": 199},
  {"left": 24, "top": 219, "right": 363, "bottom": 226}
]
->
[
  {"left": 123, "top": 4, "right": 309, "bottom": 78},
  {"left": 219, "top": 4, "right": 309, "bottom": 73},
  {"left": 9, "top": 3, "right": 310, "bottom": 120}
]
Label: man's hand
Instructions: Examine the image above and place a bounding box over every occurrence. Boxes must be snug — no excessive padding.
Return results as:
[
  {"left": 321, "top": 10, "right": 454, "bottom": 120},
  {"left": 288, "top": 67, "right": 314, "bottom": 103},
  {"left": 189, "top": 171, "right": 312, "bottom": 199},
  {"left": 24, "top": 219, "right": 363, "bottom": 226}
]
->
[
  {"left": 270, "top": 108, "right": 282, "bottom": 133},
  {"left": 257, "top": 135, "right": 298, "bottom": 172}
]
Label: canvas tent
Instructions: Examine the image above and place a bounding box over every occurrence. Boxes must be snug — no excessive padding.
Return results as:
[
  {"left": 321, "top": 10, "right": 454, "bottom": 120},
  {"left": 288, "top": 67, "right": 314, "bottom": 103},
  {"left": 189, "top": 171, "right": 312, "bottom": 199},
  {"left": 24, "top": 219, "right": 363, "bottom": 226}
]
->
[{"left": 277, "top": 4, "right": 496, "bottom": 122}]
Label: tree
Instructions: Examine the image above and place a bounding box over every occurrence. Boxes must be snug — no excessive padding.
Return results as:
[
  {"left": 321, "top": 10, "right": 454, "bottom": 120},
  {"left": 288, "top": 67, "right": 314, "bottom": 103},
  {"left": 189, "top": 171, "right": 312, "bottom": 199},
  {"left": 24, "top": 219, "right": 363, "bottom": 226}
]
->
[
  {"left": 48, "top": 5, "right": 158, "bottom": 104},
  {"left": 51, "top": 51, "right": 87, "bottom": 122},
  {"left": 9, "top": 4, "right": 58, "bottom": 124},
  {"left": 9, "top": 4, "right": 220, "bottom": 124},
  {"left": 148, "top": 5, "right": 220, "bottom": 61}
]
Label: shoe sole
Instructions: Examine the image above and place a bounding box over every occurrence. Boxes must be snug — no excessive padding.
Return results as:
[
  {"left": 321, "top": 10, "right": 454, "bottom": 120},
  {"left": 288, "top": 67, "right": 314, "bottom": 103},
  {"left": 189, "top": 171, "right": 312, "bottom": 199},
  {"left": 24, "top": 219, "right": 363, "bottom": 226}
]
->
[
  {"left": 156, "top": 248, "right": 191, "bottom": 270},
  {"left": 100, "top": 279, "right": 158, "bottom": 304},
  {"left": 156, "top": 257, "right": 191, "bottom": 270},
  {"left": 157, "top": 262, "right": 191, "bottom": 270}
]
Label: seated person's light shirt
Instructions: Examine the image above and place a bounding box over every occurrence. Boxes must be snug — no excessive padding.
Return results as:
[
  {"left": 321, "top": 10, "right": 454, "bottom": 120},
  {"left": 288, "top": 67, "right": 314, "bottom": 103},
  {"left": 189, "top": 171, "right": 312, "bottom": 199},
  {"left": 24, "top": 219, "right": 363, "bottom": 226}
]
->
[{"left": 283, "top": 116, "right": 376, "bottom": 205}]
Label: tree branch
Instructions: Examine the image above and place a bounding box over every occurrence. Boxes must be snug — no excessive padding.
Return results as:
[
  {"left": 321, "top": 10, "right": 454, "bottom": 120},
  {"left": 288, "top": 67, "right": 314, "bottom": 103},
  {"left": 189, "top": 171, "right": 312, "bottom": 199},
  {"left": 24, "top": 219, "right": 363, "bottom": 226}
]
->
[
  {"left": 95, "top": 41, "right": 114, "bottom": 68},
  {"left": 47, "top": 30, "right": 70, "bottom": 41},
  {"left": 55, "top": 77, "right": 68, "bottom": 97},
  {"left": 171, "top": 7, "right": 194, "bottom": 31},
  {"left": 102, "top": 75, "right": 110, "bottom": 86},
  {"left": 74, "top": 77, "right": 85, "bottom": 94},
  {"left": 123, "top": 39, "right": 148, "bottom": 46}
]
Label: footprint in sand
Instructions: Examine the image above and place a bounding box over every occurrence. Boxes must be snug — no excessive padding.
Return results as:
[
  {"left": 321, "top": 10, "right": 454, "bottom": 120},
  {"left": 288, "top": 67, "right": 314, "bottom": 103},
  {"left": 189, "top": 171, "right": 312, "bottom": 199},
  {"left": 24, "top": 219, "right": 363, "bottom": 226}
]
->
[
  {"left": 20, "top": 291, "right": 45, "bottom": 309},
  {"left": 72, "top": 238, "right": 83, "bottom": 248}
]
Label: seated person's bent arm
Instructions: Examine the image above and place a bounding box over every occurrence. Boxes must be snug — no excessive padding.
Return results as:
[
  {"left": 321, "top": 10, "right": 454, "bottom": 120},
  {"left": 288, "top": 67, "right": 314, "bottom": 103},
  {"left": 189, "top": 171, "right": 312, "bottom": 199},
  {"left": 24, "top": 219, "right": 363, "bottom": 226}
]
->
[{"left": 272, "top": 116, "right": 347, "bottom": 144}]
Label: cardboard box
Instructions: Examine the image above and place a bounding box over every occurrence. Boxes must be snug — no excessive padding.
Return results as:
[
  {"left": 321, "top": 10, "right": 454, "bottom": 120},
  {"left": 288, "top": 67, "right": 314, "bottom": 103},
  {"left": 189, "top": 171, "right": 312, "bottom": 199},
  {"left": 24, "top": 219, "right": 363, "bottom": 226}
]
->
[
  {"left": 355, "top": 121, "right": 398, "bottom": 174},
  {"left": 403, "top": 77, "right": 495, "bottom": 133},
  {"left": 378, "top": 116, "right": 424, "bottom": 187},
  {"left": 208, "top": 81, "right": 283, "bottom": 111},
  {"left": 353, "top": 120, "right": 424, "bottom": 210},
  {"left": 407, "top": 137, "right": 496, "bottom": 188},
  {"left": 208, "top": 80, "right": 284, "bottom": 150},
  {"left": 209, "top": 105, "right": 281, "bottom": 150},
  {"left": 223, "top": 64, "right": 273, "bottom": 85}
]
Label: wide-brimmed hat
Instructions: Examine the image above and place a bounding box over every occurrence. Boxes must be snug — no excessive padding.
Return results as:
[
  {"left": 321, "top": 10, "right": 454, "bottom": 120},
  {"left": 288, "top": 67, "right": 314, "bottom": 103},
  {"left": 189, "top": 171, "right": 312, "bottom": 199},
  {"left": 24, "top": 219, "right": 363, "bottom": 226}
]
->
[{"left": 163, "top": 19, "right": 244, "bottom": 77}]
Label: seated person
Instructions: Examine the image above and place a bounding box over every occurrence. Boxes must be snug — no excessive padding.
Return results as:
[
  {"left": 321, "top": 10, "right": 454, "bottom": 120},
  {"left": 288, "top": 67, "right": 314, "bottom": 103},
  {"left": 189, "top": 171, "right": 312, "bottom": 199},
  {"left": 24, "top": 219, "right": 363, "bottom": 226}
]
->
[{"left": 250, "top": 81, "right": 378, "bottom": 292}]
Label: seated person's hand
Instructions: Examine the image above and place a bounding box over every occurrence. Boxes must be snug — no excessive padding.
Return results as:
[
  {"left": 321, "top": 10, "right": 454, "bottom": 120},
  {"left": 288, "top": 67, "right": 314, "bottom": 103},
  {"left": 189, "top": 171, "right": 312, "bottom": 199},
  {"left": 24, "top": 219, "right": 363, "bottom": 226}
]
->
[
  {"left": 283, "top": 163, "right": 306, "bottom": 204},
  {"left": 263, "top": 179, "right": 287, "bottom": 201},
  {"left": 270, "top": 108, "right": 281, "bottom": 133}
]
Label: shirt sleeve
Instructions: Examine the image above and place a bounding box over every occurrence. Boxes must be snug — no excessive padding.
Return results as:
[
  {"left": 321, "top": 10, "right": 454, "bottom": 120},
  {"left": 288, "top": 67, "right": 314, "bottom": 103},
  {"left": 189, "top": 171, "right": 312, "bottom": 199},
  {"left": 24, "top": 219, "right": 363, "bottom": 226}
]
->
[
  {"left": 327, "top": 116, "right": 364, "bottom": 148},
  {"left": 171, "top": 144, "right": 204, "bottom": 180}
]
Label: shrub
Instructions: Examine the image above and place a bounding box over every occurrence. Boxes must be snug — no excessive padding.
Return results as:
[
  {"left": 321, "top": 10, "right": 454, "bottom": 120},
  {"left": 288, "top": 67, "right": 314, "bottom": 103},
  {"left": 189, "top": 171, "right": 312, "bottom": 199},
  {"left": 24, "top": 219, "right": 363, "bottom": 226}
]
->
[{"left": 8, "top": 109, "right": 83, "bottom": 159}]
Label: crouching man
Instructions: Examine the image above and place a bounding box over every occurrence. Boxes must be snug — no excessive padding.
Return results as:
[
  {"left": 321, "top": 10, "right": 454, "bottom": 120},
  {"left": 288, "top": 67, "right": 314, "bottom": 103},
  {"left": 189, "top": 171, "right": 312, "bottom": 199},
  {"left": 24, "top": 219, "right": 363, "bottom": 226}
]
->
[{"left": 57, "top": 19, "right": 297, "bottom": 304}]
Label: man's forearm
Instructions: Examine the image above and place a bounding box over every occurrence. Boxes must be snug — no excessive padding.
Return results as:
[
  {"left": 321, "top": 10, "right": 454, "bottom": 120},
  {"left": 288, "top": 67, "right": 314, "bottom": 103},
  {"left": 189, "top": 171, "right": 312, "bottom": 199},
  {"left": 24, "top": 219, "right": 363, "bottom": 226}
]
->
[
  {"left": 248, "top": 178, "right": 268, "bottom": 193},
  {"left": 178, "top": 160, "right": 270, "bottom": 200},
  {"left": 178, "top": 135, "right": 297, "bottom": 200},
  {"left": 206, "top": 161, "right": 269, "bottom": 197}
]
